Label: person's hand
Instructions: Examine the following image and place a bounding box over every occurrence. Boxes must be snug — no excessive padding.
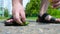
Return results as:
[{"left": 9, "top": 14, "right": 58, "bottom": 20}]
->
[
  {"left": 12, "top": 2, "right": 26, "bottom": 25},
  {"left": 49, "top": 0, "right": 60, "bottom": 3},
  {"left": 51, "top": 0, "right": 60, "bottom": 8}
]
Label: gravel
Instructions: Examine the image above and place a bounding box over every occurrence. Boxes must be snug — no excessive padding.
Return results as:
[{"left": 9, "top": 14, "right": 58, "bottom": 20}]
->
[{"left": 0, "top": 20, "right": 60, "bottom": 34}]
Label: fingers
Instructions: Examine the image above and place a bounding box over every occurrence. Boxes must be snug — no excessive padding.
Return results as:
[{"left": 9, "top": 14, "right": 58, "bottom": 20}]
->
[
  {"left": 6, "top": 19, "right": 13, "bottom": 22},
  {"left": 12, "top": 0, "right": 25, "bottom": 25},
  {"left": 13, "top": 12, "right": 24, "bottom": 25},
  {"left": 52, "top": 1, "right": 60, "bottom": 8},
  {"left": 52, "top": 0, "right": 59, "bottom": 3},
  {"left": 20, "top": 10, "right": 26, "bottom": 23}
]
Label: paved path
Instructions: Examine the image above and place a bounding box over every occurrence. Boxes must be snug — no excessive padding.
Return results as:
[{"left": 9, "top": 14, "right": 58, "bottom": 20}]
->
[{"left": 0, "top": 20, "right": 60, "bottom": 34}]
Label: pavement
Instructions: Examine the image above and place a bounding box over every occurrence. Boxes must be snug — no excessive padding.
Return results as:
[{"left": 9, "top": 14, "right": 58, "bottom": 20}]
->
[{"left": 0, "top": 20, "right": 60, "bottom": 34}]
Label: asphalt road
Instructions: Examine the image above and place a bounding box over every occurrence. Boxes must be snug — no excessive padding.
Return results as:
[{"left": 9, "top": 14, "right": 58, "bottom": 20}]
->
[{"left": 0, "top": 20, "right": 60, "bottom": 34}]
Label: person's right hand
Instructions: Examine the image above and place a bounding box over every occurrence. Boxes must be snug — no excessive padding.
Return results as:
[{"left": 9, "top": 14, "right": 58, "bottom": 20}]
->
[{"left": 12, "top": 0, "right": 26, "bottom": 25}]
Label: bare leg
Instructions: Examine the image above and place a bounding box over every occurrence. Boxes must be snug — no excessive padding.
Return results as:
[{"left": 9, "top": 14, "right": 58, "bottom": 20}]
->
[
  {"left": 39, "top": 0, "right": 49, "bottom": 16},
  {"left": 39, "top": 0, "right": 52, "bottom": 21},
  {"left": 37, "top": 0, "right": 60, "bottom": 23}
]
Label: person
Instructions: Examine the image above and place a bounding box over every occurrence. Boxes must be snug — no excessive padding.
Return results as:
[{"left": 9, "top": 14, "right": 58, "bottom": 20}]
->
[
  {"left": 5, "top": 0, "right": 26, "bottom": 26},
  {"left": 5, "top": 0, "right": 60, "bottom": 26},
  {"left": 37, "top": 0, "right": 60, "bottom": 23}
]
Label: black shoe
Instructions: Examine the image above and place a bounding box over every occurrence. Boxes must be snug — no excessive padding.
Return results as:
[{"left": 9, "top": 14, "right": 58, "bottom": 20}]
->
[{"left": 36, "top": 13, "right": 60, "bottom": 23}]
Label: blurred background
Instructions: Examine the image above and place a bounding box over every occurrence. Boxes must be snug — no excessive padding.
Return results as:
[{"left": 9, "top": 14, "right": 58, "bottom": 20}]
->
[{"left": 0, "top": 0, "right": 60, "bottom": 20}]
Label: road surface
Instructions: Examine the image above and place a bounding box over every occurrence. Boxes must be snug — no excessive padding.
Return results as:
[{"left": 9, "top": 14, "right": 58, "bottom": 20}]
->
[{"left": 0, "top": 20, "right": 60, "bottom": 34}]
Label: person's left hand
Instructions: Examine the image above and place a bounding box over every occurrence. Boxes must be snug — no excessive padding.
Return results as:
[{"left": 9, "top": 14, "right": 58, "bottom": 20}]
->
[{"left": 51, "top": 0, "right": 60, "bottom": 8}]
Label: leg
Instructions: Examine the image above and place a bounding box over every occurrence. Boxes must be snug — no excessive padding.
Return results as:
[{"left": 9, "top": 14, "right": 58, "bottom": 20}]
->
[
  {"left": 39, "top": 0, "right": 51, "bottom": 20},
  {"left": 39, "top": 0, "right": 49, "bottom": 16},
  {"left": 37, "top": 0, "right": 60, "bottom": 23}
]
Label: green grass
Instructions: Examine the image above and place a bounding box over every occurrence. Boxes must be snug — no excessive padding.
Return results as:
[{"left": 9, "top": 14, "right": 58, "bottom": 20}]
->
[
  {"left": 0, "top": 17, "right": 37, "bottom": 20},
  {"left": 53, "top": 16, "right": 60, "bottom": 18},
  {"left": 26, "top": 17, "right": 37, "bottom": 20},
  {"left": 0, "top": 17, "right": 10, "bottom": 20},
  {"left": 26, "top": 16, "right": 60, "bottom": 20},
  {"left": 0, "top": 16, "right": 60, "bottom": 21}
]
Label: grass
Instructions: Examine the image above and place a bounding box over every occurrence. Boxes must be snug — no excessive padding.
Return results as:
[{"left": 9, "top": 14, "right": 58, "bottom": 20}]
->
[
  {"left": 0, "top": 17, "right": 10, "bottom": 20},
  {"left": 26, "top": 16, "right": 60, "bottom": 20},
  {"left": 53, "top": 16, "right": 60, "bottom": 18},
  {"left": 26, "top": 17, "right": 37, "bottom": 20},
  {"left": 0, "top": 16, "right": 60, "bottom": 21},
  {"left": 0, "top": 17, "right": 37, "bottom": 21}
]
